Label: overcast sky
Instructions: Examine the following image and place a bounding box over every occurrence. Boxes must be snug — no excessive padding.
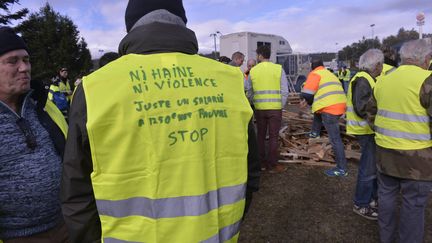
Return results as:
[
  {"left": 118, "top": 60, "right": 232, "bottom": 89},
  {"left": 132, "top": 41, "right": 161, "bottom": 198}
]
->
[{"left": 12, "top": 0, "right": 432, "bottom": 58}]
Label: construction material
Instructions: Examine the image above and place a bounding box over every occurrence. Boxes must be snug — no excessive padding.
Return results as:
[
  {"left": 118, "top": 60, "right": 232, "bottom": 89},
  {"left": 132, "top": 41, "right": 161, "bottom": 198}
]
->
[{"left": 279, "top": 94, "right": 361, "bottom": 166}]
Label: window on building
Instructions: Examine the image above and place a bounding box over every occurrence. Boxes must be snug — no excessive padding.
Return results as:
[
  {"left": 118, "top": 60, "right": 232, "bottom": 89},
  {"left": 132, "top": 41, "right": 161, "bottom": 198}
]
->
[{"left": 257, "top": 41, "right": 271, "bottom": 49}]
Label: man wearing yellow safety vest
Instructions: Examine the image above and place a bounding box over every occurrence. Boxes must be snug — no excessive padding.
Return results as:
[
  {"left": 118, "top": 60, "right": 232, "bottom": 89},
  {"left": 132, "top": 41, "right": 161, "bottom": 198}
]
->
[
  {"left": 49, "top": 67, "right": 72, "bottom": 116},
  {"left": 346, "top": 49, "right": 384, "bottom": 221},
  {"left": 60, "top": 1, "right": 260, "bottom": 242},
  {"left": 301, "top": 58, "right": 348, "bottom": 177},
  {"left": 342, "top": 65, "right": 351, "bottom": 93},
  {"left": 245, "top": 45, "right": 289, "bottom": 173},
  {"left": 337, "top": 66, "right": 344, "bottom": 84},
  {"left": 366, "top": 39, "right": 432, "bottom": 243},
  {"left": 0, "top": 27, "right": 69, "bottom": 242}
]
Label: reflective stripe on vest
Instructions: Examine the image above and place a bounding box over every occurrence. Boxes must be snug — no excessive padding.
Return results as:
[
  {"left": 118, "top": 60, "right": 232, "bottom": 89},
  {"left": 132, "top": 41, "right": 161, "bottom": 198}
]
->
[
  {"left": 201, "top": 220, "right": 241, "bottom": 243},
  {"left": 250, "top": 62, "right": 283, "bottom": 110},
  {"left": 377, "top": 109, "right": 429, "bottom": 123},
  {"left": 83, "top": 52, "right": 252, "bottom": 243},
  {"left": 254, "top": 90, "right": 281, "bottom": 95},
  {"left": 347, "top": 119, "right": 369, "bottom": 127},
  {"left": 96, "top": 183, "right": 245, "bottom": 218},
  {"left": 103, "top": 220, "right": 241, "bottom": 243},
  {"left": 314, "top": 91, "right": 345, "bottom": 101},
  {"left": 346, "top": 72, "right": 375, "bottom": 135},
  {"left": 374, "top": 126, "right": 431, "bottom": 141},
  {"left": 104, "top": 239, "right": 141, "bottom": 243},
  {"left": 374, "top": 65, "right": 432, "bottom": 150},
  {"left": 319, "top": 81, "right": 342, "bottom": 89},
  {"left": 311, "top": 69, "right": 346, "bottom": 113}
]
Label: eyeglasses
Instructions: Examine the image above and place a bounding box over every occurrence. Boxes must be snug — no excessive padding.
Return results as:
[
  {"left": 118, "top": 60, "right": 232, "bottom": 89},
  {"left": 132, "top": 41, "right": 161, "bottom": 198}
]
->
[{"left": 16, "top": 118, "right": 37, "bottom": 149}]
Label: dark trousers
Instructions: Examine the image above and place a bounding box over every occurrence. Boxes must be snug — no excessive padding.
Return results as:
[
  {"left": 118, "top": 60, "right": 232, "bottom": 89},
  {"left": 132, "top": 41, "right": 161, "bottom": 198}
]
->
[
  {"left": 354, "top": 134, "right": 377, "bottom": 207},
  {"left": 378, "top": 172, "right": 432, "bottom": 243},
  {"left": 4, "top": 221, "right": 69, "bottom": 243},
  {"left": 255, "top": 109, "right": 282, "bottom": 169},
  {"left": 311, "top": 112, "right": 347, "bottom": 170},
  {"left": 343, "top": 81, "right": 349, "bottom": 93}
]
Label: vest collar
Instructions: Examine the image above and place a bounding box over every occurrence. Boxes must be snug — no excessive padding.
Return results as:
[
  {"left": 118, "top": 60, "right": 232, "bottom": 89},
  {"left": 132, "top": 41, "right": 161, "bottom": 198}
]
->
[{"left": 358, "top": 70, "right": 376, "bottom": 82}]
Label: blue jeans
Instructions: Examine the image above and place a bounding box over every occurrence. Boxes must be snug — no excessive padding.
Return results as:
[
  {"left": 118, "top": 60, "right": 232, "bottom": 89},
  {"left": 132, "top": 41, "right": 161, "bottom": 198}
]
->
[
  {"left": 354, "top": 134, "right": 377, "bottom": 207},
  {"left": 343, "top": 81, "right": 349, "bottom": 94},
  {"left": 378, "top": 172, "right": 432, "bottom": 243},
  {"left": 311, "top": 113, "right": 347, "bottom": 170}
]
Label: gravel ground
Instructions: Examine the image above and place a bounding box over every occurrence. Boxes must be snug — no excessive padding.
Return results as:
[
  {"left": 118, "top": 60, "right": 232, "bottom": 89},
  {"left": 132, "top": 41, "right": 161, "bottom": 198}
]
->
[{"left": 238, "top": 162, "right": 432, "bottom": 243}]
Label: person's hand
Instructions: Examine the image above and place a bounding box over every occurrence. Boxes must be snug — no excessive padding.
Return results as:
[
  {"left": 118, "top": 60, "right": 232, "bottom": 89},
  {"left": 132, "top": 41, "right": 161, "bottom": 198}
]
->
[{"left": 299, "top": 99, "right": 307, "bottom": 108}]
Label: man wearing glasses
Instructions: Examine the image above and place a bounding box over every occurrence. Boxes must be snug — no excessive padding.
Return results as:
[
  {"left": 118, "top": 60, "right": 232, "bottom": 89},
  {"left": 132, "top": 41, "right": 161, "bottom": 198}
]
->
[{"left": 0, "top": 27, "right": 69, "bottom": 242}]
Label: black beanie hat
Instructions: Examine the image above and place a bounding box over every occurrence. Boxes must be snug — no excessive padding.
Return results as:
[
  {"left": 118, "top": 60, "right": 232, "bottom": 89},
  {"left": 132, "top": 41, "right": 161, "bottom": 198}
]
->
[
  {"left": 125, "top": 0, "right": 187, "bottom": 32},
  {"left": 0, "top": 27, "right": 28, "bottom": 56}
]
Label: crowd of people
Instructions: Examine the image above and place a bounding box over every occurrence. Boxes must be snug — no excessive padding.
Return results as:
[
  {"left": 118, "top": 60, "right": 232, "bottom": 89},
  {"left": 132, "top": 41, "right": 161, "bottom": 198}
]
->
[
  {"left": 301, "top": 39, "right": 432, "bottom": 243},
  {"left": 1, "top": 0, "right": 432, "bottom": 242}
]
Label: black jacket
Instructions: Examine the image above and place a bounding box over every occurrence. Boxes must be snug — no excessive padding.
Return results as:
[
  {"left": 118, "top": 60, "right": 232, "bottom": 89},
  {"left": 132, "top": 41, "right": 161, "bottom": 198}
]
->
[
  {"left": 350, "top": 72, "right": 375, "bottom": 120},
  {"left": 60, "top": 22, "right": 260, "bottom": 243},
  {"left": 31, "top": 80, "right": 65, "bottom": 154}
]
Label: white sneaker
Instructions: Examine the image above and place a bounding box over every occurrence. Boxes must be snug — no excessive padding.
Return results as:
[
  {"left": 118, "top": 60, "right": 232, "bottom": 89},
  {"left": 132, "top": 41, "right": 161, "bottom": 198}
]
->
[{"left": 369, "top": 199, "right": 378, "bottom": 210}]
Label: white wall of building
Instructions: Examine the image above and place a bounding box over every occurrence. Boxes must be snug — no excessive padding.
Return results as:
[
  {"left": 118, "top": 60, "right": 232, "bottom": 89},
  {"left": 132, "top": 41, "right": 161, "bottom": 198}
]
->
[{"left": 220, "top": 32, "right": 292, "bottom": 70}]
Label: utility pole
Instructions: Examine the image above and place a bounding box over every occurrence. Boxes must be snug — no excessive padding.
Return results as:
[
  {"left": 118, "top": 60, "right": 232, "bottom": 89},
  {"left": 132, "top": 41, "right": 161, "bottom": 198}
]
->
[
  {"left": 370, "top": 24, "right": 375, "bottom": 48},
  {"left": 209, "top": 31, "right": 221, "bottom": 60}
]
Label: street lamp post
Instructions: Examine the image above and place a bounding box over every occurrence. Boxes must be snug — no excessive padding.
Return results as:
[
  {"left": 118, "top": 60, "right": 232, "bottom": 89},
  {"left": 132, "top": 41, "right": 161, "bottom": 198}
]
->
[
  {"left": 210, "top": 31, "right": 221, "bottom": 60},
  {"left": 370, "top": 24, "right": 375, "bottom": 48}
]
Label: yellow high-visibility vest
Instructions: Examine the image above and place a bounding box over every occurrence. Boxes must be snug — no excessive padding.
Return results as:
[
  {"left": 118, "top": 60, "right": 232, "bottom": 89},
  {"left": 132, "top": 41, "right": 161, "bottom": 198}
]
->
[
  {"left": 381, "top": 63, "right": 396, "bottom": 76},
  {"left": 343, "top": 69, "right": 351, "bottom": 81},
  {"left": 311, "top": 69, "right": 346, "bottom": 113},
  {"left": 49, "top": 81, "right": 72, "bottom": 101},
  {"left": 374, "top": 65, "right": 432, "bottom": 150},
  {"left": 346, "top": 71, "right": 375, "bottom": 135},
  {"left": 82, "top": 52, "right": 252, "bottom": 243},
  {"left": 337, "top": 70, "right": 344, "bottom": 80},
  {"left": 250, "top": 62, "right": 283, "bottom": 110},
  {"left": 44, "top": 99, "right": 68, "bottom": 137}
]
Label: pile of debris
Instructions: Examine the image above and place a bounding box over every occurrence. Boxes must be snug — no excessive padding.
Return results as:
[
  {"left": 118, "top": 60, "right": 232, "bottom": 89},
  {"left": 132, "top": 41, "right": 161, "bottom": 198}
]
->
[{"left": 279, "top": 94, "right": 361, "bottom": 167}]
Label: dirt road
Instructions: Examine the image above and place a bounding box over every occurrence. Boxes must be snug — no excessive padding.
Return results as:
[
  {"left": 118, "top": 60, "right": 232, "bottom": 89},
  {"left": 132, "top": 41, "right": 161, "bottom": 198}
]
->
[{"left": 239, "top": 162, "right": 432, "bottom": 243}]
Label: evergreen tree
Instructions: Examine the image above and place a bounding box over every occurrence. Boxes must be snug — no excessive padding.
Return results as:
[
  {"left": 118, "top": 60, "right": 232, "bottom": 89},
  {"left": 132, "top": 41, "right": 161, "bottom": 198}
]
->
[
  {"left": 337, "top": 28, "right": 431, "bottom": 65},
  {"left": 16, "top": 3, "right": 92, "bottom": 83},
  {"left": 337, "top": 37, "right": 381, "bottom": 64},
  {"left": 0, "top": 0, "right": 28, "bottom": 25},
  {"left": 382, "top": 28, "right": 420, "bottom": 49}
]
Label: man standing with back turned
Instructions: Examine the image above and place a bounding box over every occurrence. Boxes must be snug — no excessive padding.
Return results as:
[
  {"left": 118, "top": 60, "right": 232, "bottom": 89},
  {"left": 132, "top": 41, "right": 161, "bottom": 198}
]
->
[
  {"left": 246, "top": 45, "right": 288, "bottom": 173},
  {"left": 61, "top": 1, "right": 259, "bottom": 242},
  {"left": 368, "top": 39, "right": 432, "bottom": 243}
]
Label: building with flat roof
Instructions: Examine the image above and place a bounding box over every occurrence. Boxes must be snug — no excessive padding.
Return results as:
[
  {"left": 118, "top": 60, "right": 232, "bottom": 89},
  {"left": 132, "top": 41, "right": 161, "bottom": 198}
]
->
[{"left": 220, "top": 32, "right": 292, "bottom": 70}]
